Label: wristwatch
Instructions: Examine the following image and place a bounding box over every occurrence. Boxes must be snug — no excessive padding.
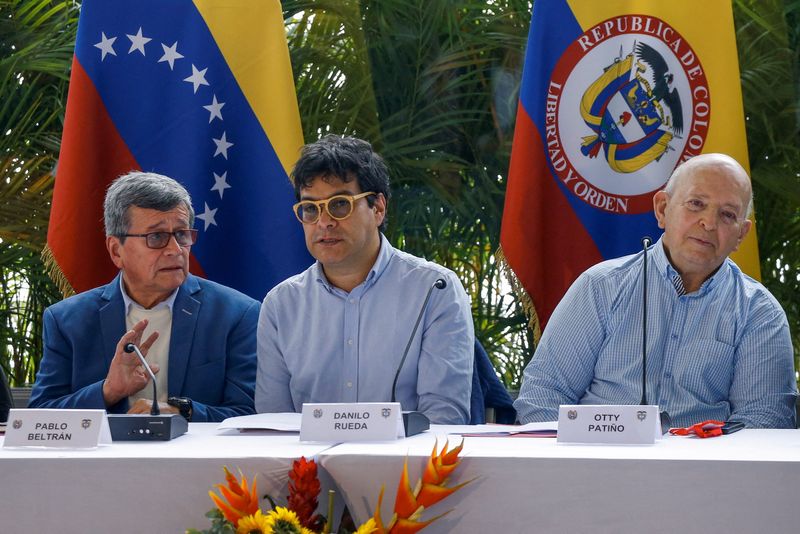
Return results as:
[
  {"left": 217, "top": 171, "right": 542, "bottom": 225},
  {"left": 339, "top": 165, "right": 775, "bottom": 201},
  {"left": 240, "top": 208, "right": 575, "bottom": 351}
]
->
[{"left": 167, "top": 396, "right": 193, "bottom": 421}]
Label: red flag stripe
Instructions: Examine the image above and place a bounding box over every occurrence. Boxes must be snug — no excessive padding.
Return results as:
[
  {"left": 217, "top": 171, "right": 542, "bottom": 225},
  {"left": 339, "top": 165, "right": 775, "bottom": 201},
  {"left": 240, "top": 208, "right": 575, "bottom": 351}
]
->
[
  {"left": 49, "top": 56, "right": 136, "bottom": 293},
  {"left": 501, "top": 105, "right": 601, "bottom": 327},
  {"left": 49, "top": 56, "right": 205, "bottom": 295}
]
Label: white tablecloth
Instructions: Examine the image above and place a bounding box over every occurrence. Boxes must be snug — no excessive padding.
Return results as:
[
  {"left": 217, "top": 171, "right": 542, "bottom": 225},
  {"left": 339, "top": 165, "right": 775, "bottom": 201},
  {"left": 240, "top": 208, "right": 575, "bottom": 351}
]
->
[
  {"left": 4, "top": 423, "right": 798, "bottom": 533},
  {"left": 0, "top": 423, "right": 334, "bottom": 533},
  {"left": 318, "top": 426, "right": 800, "bottom": 534}
]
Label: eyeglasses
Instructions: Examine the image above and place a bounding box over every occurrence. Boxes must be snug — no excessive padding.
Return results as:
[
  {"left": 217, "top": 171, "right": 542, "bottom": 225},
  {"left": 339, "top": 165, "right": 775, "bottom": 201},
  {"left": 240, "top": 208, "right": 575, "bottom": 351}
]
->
[
  {"left": 293, "top": 192, "right": 376, "bottom": 224},
  {"left": 120, "top": 229, "right": 198, "bottom": 249}
]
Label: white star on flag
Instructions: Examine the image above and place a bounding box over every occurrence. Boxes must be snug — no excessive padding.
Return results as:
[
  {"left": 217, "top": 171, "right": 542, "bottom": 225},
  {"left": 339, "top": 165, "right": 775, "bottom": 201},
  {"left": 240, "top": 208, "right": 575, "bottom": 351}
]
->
[
  {"left": 203, "top": 95, "right": 225, "bottom": 123},
  {"left": 94, "top": 32, "right": 117, "bottom": 61},
  {"left": 158, "top": 42, "right": 184, "bottom": 70},
  {"left": 126, "top": 27, "right": 151, "bottom": 55},
  {"left": 211, "top": 172, "right": 231, "bottom": 199},
  {"left": 184, "top": 64, "right": 209, "bottom": 93},
  {"left": 196, "top": 203, "right": 218, "bottom": 230},
  {"left": 213, "top": 132, "right": 233, "bottom": 159}
]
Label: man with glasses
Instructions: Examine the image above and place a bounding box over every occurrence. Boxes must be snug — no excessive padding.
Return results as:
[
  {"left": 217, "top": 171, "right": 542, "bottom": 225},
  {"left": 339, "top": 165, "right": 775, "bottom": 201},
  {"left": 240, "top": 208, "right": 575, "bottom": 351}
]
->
[
  {"left": 255, "top": 135, "right": 474, "bottom": 424},
  {"left": 515, "top": 153, "right": 797, "bottom": 428},
  {"left": 29, "top": 171, "right": 259, "bottom": 422}
]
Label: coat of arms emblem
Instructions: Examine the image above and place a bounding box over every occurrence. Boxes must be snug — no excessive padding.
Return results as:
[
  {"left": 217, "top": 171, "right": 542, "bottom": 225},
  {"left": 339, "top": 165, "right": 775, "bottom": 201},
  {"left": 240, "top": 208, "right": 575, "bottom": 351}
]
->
[
  {"left": 545, "top": 14, "right": 710, "bottom": 214},
  {"left": 580, "top": 42, "right": 684, "bottom": 173}
]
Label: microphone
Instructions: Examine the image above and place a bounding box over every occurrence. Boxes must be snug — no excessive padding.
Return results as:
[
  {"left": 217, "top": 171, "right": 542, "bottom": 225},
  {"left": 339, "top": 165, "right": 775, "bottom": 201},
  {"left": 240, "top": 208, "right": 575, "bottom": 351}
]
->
[
  {"left": 640, "top": 236, "right": 650, "bottom": 406},
  {"left": 640, "top": 236, "right": 672, "bottom": 433},
  {"left": 124, "top": 343, "right": 159, "bottom": 415},
  {"left": 390, "top": 278, "right": 447, "bottom": 436},
  {"left": 106, "top": 342, "right": 188, "bottom": 441}
]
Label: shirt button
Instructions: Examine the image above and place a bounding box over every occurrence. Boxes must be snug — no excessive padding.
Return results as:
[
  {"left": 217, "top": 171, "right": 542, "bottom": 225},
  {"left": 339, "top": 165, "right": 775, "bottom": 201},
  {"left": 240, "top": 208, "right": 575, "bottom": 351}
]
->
[
  {"left": 349, "top": 298, "right": 355, "bottom": 304},
  {"left": 347, "top": 339, "right": 353, "bottom": 346},
  {"left": 346, "top": 381, "right": 353, "bottom": 388}
]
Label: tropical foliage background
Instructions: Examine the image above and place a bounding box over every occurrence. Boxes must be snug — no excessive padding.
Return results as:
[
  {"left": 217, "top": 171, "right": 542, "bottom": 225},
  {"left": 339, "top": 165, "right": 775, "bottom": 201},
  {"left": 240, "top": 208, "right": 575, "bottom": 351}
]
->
[{"left": 1, "top": 0, "right": 799, "bottom": 389}]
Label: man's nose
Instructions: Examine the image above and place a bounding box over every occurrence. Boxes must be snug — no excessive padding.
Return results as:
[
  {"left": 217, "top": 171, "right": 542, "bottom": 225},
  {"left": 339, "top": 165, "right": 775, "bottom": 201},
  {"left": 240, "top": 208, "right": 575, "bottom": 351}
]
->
[
  {"left": 317, "top": 206, "right": 337, "bottom": 227},
  {"left": 699, "top": 209, "right": 718, "bottom": 230},
  {"left": 164, "top": 233, "right": 183, "bottom": 253}
]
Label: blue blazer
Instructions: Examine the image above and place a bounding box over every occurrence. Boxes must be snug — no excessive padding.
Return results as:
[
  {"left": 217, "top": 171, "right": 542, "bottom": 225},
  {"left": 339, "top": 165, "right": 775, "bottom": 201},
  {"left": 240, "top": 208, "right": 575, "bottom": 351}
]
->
[{"left": 29, "top": 273, "right": 259, "bottom": 422}]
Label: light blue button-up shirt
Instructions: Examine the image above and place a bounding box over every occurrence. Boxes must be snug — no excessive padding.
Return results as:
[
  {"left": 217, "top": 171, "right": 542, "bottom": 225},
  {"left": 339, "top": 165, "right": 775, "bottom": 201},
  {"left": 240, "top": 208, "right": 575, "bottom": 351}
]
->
[
  {"left": 255, "top": 235, "right": 474, "bottom": 424},
  {"left": 515, "top": 237, "right": 797, "bottom": 428}
]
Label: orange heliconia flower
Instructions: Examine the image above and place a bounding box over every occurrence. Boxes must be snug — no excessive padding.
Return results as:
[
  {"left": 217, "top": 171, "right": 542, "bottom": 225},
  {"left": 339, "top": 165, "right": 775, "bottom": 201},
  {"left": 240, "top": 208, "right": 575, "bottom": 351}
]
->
[
  {"left": 208, "top": 466, "right": 259, "bottom": 527},
  {"left": 416, "top": 439, "right": 470, "bottom": 508},
  {"left": 372, "top": 439, "right": 471, "bottom": 534}
]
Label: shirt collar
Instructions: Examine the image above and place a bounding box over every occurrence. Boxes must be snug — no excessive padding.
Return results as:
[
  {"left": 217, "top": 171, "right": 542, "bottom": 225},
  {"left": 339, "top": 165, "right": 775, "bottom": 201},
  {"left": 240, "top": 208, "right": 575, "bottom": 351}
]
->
[
  {"left": 651, "top": 235, "right": 727, "bottom": 296},
  {"left": 119, "top": 275, "right": 178, "bottom": 314},
  {"left": 314, "top": 233, "right": 394, "bottom": 293}
]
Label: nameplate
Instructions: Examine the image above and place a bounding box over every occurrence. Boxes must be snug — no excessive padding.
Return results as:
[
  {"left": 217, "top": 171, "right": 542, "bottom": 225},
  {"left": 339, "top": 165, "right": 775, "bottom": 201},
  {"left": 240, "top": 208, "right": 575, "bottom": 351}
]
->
[
  {"left": 3, "top": 409, "right": 112, "bottom": 449},
  {"left": 557, "top": 405, "right": 661, "bottom": 445},
  {"left": 300, "top": 402, "right": 403, "bottom": 442}
]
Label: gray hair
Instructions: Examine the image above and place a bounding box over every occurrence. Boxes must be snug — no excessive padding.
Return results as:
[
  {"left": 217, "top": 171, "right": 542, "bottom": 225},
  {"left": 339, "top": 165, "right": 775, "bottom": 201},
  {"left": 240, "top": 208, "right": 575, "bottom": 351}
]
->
[
  {"left": 663, "top": 153, "right": 754, "bottom": 218},
  {"left": 104, "top": 171, "right": 195, "bottom": 237}
]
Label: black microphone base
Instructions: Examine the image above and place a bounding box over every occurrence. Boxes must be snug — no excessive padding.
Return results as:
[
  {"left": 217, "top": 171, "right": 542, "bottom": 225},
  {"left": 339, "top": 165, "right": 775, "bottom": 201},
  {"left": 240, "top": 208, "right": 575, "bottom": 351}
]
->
[
  {"left": 402, "top": 411, "right": 430, "bottom": 437},
  {"left": 108, "top": 413, "right": 188, "bottom": 441},
  {"left": 659, "top": 410, "right": 672, "bottom": 435}
]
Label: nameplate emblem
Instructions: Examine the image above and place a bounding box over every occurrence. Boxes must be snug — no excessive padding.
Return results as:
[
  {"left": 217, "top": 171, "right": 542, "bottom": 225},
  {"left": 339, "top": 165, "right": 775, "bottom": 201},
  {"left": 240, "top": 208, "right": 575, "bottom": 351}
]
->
[
  {"left": 300, "top": 402, "right": 403, "bottom": 442},
  {"left": 3, "top": 409, "right": 112, "bottom": 449},
  {"left": 557, "top": 405, "right": 661, "bottom": 445}
]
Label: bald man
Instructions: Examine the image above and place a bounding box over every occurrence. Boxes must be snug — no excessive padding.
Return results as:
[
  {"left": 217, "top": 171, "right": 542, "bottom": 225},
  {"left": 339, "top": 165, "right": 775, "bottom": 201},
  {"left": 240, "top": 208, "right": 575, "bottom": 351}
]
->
[{"left": 515, "top": 154, "right": 797, "bottom": 428}]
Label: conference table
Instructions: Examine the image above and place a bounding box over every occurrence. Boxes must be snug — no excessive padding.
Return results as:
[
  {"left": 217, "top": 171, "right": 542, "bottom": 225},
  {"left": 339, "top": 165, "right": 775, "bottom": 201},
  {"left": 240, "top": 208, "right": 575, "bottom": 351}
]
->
[
  {"left": 320, "top": 427, "right": 800, "bottom": 533},
  {"left": 0, "top": 424, "right": 334, "bottom": 533},
  {"left": 1, "top": 424, "right": 798, "bottom": 533}
]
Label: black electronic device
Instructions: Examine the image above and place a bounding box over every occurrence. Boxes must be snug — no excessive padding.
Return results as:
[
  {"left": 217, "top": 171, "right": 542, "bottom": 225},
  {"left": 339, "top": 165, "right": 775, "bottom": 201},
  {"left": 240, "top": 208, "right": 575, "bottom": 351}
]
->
[{"left": 108, "top": 413, "right": 188, "bottom": 441}]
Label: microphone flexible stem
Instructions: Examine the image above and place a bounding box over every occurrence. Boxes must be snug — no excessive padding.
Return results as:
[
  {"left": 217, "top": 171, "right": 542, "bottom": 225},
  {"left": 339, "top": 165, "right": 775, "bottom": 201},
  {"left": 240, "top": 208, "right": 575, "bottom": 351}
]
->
[
  {"left": 124, "top": 343, "right": 160, "bottom": 415},
  {"left": 391, "top": 279, "right": 445, "bottom": 403},
  {"left": 641, "top": 237, "right": 650, "bottom": 406}
]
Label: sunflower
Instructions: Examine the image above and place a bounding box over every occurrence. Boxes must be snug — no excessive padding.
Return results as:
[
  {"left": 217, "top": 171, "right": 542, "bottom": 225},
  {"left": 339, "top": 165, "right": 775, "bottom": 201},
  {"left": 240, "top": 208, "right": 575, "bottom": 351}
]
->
[
  {"left": 266, "top": 507, "right": 305, "bottom": 534},
  {"left": 236, "top": 510, "right": 274, "bottom": 534},
  {"left": 353, "top": 518, "right": 378, "bottom": 534}
]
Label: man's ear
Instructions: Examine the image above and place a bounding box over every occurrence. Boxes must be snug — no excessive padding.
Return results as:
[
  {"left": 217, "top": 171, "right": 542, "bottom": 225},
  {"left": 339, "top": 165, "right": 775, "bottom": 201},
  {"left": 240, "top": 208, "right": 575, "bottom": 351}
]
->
[
  {"left": 373, "top": 193, "right": 387, "bottom": 227},
  {"left": 733, "top": 219, "right": 753, "bottom": 251},
  {"left": 653, "top": 191, "right": 668, "bottom": 230},
  {"left": 106, "top": 235, "right": 124, "bottom": 269}
]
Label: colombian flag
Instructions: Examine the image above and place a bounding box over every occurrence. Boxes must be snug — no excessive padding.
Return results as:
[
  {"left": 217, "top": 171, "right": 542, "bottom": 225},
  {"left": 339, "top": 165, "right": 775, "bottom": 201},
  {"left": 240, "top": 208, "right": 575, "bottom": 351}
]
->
[
  {"left": 44, "top": 0, "right": 312, "bottom": 300},
  {"left": 501, "top": 0, "right": 759, "bottom": 332}
]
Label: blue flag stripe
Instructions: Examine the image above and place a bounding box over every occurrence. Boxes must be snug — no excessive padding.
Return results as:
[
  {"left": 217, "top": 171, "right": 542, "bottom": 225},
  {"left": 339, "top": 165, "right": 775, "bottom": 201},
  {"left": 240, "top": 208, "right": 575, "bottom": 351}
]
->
[{"left": 75, "top": 0, "right": 311, "bottom": 298}]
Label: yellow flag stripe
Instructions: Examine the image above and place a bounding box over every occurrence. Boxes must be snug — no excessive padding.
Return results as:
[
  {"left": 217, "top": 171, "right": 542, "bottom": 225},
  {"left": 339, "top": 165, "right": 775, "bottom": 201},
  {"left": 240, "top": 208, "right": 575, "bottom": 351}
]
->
[{"left": 193, "top": 0, "right": 304, "bottom": 175}]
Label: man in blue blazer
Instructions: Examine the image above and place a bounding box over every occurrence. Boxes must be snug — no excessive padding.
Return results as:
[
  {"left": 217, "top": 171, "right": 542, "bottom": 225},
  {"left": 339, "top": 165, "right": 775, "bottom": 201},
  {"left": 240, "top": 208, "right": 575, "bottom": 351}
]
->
[{"left": 29, "top": 171, "right": 258, "bottom": 422}]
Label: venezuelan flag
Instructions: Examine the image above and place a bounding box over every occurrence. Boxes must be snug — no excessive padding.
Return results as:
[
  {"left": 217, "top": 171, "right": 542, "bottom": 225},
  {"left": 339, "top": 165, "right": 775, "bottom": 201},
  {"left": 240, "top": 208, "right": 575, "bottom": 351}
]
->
[
  {"left": 45, "top": 0, "right": 311, "bottom": 300},
  {"left": 501, "top": 0, "right": 758, "bottom": 331}
]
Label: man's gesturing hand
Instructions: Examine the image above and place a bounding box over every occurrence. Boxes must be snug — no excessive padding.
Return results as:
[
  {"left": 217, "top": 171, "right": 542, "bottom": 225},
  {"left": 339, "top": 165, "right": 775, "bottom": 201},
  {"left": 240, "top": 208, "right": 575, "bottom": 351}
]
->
[{"left": 102, "top": 319, "right": 160, "bottom": 406}]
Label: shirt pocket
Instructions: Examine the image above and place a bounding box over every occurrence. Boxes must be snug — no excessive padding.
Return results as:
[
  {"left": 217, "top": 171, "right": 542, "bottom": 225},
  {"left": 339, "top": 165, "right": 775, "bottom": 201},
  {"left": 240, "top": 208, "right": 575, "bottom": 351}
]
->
[{"left": 672, "top": 339, "right": 735, "bottom": 400}]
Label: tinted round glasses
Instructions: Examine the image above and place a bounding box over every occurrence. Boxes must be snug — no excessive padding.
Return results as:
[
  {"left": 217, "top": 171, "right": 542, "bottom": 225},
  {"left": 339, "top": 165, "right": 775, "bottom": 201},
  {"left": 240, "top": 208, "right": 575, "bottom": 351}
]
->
[
  {"left": 120, "top": 229, "right": 198, "bottom": 249},
  {"left": 293, "top": 192, "right": 376, "bottom": 224}
]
